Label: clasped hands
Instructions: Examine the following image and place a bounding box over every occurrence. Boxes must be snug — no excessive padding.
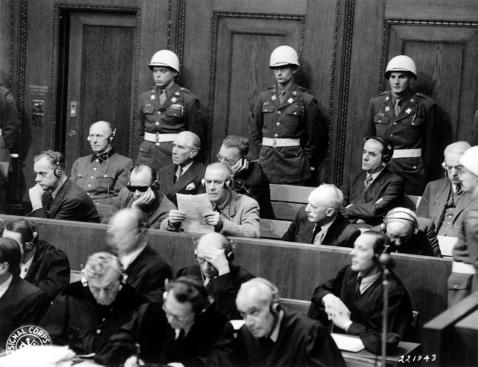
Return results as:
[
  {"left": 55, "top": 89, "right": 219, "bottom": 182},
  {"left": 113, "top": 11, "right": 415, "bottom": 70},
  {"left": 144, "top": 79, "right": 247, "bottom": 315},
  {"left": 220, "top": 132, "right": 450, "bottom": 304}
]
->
[{"left": 322, "top": 294, "right": 353, "bottom": 331}]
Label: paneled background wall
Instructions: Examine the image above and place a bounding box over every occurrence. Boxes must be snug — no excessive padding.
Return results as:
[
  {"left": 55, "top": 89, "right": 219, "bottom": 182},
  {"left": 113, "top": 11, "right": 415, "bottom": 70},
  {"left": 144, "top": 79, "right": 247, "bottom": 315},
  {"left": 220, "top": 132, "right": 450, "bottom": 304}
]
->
[{"left": 0, "top": 0, "right": 477, "bottom": 212}]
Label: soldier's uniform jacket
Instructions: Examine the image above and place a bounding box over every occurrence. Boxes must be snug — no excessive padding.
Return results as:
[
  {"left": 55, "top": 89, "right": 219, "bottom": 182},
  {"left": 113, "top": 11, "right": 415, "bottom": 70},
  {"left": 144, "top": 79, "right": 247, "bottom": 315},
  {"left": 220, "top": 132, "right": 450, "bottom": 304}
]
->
[
  {"left": 137, "top": 83, "right": 203, "bottom": 171},
  {"left": 250, "top": 82, "right": 327, "bottom": 184},
  {"left": 71, "top": 150, "right": 133, "bottom": 205},
  {"left": 366, "top": 90, "right": 438, "bottom": 195}
]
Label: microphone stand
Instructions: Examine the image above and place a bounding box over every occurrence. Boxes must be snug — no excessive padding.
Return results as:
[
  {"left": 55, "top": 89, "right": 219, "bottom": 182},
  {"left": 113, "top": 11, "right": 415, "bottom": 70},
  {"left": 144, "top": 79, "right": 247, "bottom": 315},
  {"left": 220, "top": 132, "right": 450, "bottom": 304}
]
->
[{"left": 379, "top": 252, "right": 394, "bottom": 367}]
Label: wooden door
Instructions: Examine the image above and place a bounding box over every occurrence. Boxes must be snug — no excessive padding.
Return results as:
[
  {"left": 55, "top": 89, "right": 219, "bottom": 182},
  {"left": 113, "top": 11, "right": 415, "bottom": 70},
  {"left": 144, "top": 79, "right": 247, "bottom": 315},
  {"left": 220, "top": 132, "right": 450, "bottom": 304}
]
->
[{"left": 64, "top": 11, "right": 136, "bottom": 173}]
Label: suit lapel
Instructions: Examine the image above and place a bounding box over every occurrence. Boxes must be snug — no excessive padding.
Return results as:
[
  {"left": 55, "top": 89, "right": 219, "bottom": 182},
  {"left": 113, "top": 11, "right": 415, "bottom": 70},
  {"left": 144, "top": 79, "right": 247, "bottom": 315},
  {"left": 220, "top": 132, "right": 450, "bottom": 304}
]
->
[
  {"left": 453, "top": 192, "right": 472, "bottom": 225},
  {"left": 46, "top": 181, "right": 69, "bottom": 217}
]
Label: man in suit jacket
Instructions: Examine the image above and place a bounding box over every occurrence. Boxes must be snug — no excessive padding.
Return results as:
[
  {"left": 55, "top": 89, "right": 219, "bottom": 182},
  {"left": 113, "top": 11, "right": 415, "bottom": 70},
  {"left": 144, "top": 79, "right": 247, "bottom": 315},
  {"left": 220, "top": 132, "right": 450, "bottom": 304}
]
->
[
  {"left": 282, "top": 184, "right": 360, "bottom": 247},
  {"left": 27, "top": 150, "right": 100, "bottom": 222},
  {"left": 158, "top": 131, "right": 205, "bottom": 205},
  {"left": 110, "top": 164, "right": 176, "bottom": 229},
  {"left": 106, "top": 208, "right": 172, "bottom": 302},
  {"left": 418, "top": 141, "right": 471, "bottom": 237},
  {"left": 0, "top": 238, "right": 50, "bottom": 346},
  {"left": 343, "top": 137, "right": 404, "bottom": 226},
  {"left": 177, "top": 232, "right": 254, "bottom": 319},
  {"left": 3, "top": 218, "right": 70, "bottom": 300},
  {"left": 163, "top": 163, "right": 261, "bottom": 238}
]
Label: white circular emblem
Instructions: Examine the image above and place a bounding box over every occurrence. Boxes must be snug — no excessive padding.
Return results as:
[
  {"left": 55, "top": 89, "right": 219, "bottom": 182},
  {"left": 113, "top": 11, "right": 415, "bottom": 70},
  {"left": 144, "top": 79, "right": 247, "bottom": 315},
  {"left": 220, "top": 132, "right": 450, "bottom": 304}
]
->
[{"left": 5, "top": 325, "right": 52, "bottom": 351}]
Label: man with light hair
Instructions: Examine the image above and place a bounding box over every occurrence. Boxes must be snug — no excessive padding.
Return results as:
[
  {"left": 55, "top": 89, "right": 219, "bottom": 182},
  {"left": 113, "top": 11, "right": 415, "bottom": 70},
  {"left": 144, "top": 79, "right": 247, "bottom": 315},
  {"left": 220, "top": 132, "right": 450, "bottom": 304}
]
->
[
  {"left": 233, "top": 277, "right": 345, "bottom": 367},
  {"left": 40, "top": 251, "right": 148, "bottom": 359},
  {"left": 71, "top": 120, "right": 133, "bottom": 205},
  {"left": 158, "top": 131, "right": 205, "bottom": 205},
  {"left": 418, "top": 141, "right": 471, "bottom": 237},
  {"left": 449, "top": 145, "right": 478, "bottom": 306},
  {"left": 163, "top": 162, "right": 260, "bottom": 237},
  {"left": 282, "top": 184, "right": 360, "bottom": 246}
]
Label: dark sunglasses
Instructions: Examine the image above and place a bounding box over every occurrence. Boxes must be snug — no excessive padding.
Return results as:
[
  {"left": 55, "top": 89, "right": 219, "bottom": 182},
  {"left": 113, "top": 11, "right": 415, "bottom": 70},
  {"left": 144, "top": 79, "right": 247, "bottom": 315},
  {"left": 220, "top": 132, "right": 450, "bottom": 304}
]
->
[{"left": 126, "top": 185, "right": 150, "bottom": 193}]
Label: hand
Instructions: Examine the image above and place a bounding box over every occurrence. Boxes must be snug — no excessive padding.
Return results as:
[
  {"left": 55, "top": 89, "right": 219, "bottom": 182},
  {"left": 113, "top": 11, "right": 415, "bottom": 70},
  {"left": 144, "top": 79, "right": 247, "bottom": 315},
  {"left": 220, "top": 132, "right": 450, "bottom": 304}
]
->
[
  {"left": 124, "top": 355, "right": 144, "bottom": 367},
  {"left": 185, "top": 182, "right": 196, "bottom": 191},
  {"left": 132, "top": 187, "right": 155, "bottom": 208},
  {"left": 167, "top": 209, "right": 186, "bottom": 224},
  {"left": 204, "top": 211, "right": 223, "bottom": 227},
  {"left": 200, "top": 248, "right": 230, "bottom": 275},
  {"left": 322, "top": 294, "right": 352, "bottom": 330},
  {"left": 28, "top": 184, "right": 45, "bottom": 210}
]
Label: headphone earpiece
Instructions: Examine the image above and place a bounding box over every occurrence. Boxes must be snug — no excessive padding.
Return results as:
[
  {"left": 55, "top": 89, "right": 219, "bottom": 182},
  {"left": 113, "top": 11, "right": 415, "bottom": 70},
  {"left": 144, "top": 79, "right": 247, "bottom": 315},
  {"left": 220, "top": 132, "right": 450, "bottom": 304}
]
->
[
  {"left": 53, "top": 158, "right": 62, "bottom": 178},
  {"left": 366, "top": 136, "right": 394, "bottom": 164},
  {"left": 270, "top": 301, "right": 281, "bottom": 316},
  {"left": 109, "top": 128, "right": 116, "bottom": 143}
]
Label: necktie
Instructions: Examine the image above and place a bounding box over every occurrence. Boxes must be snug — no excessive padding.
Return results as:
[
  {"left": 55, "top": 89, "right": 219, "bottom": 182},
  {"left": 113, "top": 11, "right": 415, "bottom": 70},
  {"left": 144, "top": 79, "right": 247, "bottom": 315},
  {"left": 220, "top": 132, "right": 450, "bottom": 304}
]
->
[
  {"left": 176, "top": 329, "right": 185, "bottom": 341},
  {"left": 159, "top": 89, "right": 167, "bottom": 105},
  {"left": 356, "top": 275, "right": 363, "bottom": 295},
  {"left": 279, "top": 90, "right": 287, "bottom": 104},
  {"left": 394, "top": 99, "right": 402, "bottom": 116},
  {"left": 364, "top": 174, "right": 373, "bottom": 190},
  {"left": 313, "top": 225, "right": 325, "bottom": 245},
  {"left": 175, "top": 165, "right": 183, "bottom": 182}
]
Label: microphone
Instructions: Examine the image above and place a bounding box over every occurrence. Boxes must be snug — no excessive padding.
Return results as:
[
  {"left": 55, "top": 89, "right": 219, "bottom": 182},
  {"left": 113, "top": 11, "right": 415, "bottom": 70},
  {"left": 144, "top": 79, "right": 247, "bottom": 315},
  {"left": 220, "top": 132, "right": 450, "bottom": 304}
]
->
[{"left": 379, "top": 243, "right": 395, "bottom": 269}]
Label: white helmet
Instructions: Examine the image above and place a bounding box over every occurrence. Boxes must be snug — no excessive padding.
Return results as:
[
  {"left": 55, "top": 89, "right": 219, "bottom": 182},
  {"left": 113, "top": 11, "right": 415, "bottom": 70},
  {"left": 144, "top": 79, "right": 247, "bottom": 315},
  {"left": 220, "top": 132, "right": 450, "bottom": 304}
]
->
[
  {"left": 149, "top": 50, "right": 180, "bottom": 73},
  {"left": 459, "top": 146, "right": 478, "bottom": 177},
  {"left": 269, "top": 45, "right": 300, "bottom": 68},
  {"left": 385, "top": 55, "right": 417, "bottom": 79}
]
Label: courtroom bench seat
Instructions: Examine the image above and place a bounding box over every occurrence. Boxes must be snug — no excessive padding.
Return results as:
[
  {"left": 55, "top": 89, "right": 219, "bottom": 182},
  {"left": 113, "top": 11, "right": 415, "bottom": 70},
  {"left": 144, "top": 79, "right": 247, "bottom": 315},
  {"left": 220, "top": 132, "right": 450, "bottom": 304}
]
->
[{"left": 0, "top": 214, "right": 452, "bottom": 334}]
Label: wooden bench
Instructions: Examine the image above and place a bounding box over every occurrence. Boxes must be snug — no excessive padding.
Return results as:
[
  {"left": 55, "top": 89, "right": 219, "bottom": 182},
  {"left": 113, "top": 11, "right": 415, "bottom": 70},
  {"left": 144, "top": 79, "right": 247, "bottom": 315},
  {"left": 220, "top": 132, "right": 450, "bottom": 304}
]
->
[
  {"left": 270, "top": 184, "right": 313, "bottom": 221},
  {"left": 423, "top": 291, "right": 478, "bottom": 366},
  {"left": 0, "top": 215, "right": 451, "bottom": 333}
]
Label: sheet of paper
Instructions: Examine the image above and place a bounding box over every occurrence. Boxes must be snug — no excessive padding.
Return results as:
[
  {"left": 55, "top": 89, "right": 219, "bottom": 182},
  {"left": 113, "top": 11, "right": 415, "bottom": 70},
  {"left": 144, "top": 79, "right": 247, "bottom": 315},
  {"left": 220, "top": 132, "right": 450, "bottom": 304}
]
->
[
  {"left": 177, "top": 193, "right": 214, "bottom": 233},
  {"left": 331, "top": 333, "right": 365, "bottom": 352}
]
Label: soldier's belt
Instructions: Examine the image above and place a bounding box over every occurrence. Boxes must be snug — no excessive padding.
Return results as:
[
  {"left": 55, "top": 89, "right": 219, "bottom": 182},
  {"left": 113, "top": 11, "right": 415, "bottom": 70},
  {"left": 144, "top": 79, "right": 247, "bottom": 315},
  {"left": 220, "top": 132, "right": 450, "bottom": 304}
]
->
[
  {"left": 144, "top": 132, "right": 179, "bottom": 145},
  {"left": 452, "top": 261, "right": 476, "bottom": 274},
  {"left": 262, "top": 137, "right": 300, "bottom": 147},
  {"left": 392, "top": 148, "right": 422, "bottom": 159}
]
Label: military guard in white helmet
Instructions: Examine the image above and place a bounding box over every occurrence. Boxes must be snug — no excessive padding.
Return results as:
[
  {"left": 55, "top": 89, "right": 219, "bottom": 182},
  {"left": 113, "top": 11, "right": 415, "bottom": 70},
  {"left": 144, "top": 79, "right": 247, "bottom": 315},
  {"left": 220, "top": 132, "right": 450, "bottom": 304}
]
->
[
  {"left": 137, "top": 50, "right": 204, "bottom": 171},
  {"left": 250, "top": 45, "right": 327, "bottom": 185},
  {"left": 365, "top": 55, "right": 440, "bottom": 195}
]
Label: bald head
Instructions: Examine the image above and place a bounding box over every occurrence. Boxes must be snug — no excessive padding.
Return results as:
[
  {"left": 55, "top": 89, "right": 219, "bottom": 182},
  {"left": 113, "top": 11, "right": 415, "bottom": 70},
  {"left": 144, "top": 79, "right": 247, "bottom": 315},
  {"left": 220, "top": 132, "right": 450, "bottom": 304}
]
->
[
  {"left": 88, "top": 120, "right": 114, "bottom": 154},
  {"left": 305, "top": 184, "right": 343, "bottom": 225},
  {"left": 197, "top": 232, "right": 230, "bottom": 252},
  {"left": 203, "top": 163, "right": 232, "bottom": 203},
  {"left": 106, "top": 208, "right": 145, "bottom": 255}
]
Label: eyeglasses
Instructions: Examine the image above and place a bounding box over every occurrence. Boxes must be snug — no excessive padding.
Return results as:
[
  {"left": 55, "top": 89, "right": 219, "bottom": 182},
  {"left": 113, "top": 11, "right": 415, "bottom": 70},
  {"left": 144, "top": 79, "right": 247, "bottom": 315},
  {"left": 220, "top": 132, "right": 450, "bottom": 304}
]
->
[
  {"left": 216, "top": 154, "right": 238, "bottom": 167},
  {"left": 126, "top": 185, "right": 150, "bottom": 193}
]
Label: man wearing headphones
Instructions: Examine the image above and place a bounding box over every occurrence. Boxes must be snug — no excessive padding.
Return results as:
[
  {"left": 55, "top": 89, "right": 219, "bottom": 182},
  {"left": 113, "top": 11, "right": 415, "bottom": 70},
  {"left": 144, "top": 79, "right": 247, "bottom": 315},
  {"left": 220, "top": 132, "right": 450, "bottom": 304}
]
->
[
  {"left": 448, "top": 145, "right": 478, "bottom": 306},
  {"left": 163, "top": 162, "right": 260, "bottom": 238},
  {"left": 100, "top": 276, "right": 234, "bottom": 367},
  {"left": 110, "top": 164, "right": 176, "bottom": 229},
  {"left": 234, "top": 277, "right": 345, "bottom": 367},
  {"left": 158, "top": 131, "right": 205, "bottom": 206},
  {"left": 378, "top": 207, "right": 441, "bottom": 257},
  {"left": 342, "top": 137, "right": 404, "bottom": 226},
  {"left": 308, "top": 231, "right": 413, "bottom": 354},
  {"left": 40, "top": 252, "right": 148, "bottom": 359},
  {"left": 106, "top": 208, "right": 172, "bottom": 302},
  {"left": 3, "top": 218, "right": 70, "bottom": 300},
  {"left": 418, "top": 141, "right": 471, "bottom": 237},
  {"left": 282, "top": 184, "right": 360, "bottom": 247},
  {"left": 0, "top": 237, "right": 50, "bottom": 347},
  {"left": 71, "top": 121, "right": 133, "bottom": 205},
  {"left": 177, "top": 232, "right": 254, "bottom": 319},
  {"left": 217, "top": 135, "right": 275, "bottom": 219},
  {"left": 27, "top": 150, "right": 100, "bottom": 222}
]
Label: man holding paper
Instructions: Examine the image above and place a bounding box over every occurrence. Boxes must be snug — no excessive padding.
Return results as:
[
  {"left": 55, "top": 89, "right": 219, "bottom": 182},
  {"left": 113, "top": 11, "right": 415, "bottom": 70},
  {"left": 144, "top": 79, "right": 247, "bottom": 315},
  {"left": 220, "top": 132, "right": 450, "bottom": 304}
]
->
[{"left": 162, "top": 162, "right": 260, "bottom": 237}]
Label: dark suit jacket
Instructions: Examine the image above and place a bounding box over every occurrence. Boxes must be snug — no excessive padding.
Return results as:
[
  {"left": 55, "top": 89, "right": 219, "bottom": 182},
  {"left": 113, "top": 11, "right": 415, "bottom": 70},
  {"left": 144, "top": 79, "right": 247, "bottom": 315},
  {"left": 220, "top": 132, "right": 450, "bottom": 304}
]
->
[
  {"left": 417, "top": 178, "right": 471, "bottom": 234},
  {"left": 233, "top": 161, "right": 275, "bottom": 219},
  {"left": 124, "top": 244, "right": 173, "bottom": 302},
  {"left": 28, "top": 179, "right": 100, "bottom": 223},
  {"left": 25, "top": 240, "right": 70, "bottom": 300},
  {"left": 282, "top": 208, "right": 360, "bottom": 247},
  {"left": 343, "top": 168, "right": 404, "bottom": 225},
  {"left": 158, "top": 161, "right": 206, "bottom": 205},
  {"left": 177, "top": 263, "right": 255, "bottom": 319},
  {"left": 0, "top": 276, "right": 50, "bottom": 346}
]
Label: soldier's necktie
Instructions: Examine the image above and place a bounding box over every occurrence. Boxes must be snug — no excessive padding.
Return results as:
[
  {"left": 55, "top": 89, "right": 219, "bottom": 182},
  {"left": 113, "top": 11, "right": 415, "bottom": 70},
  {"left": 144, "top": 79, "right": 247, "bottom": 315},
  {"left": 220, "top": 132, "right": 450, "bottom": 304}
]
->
[
  {"left": 279, "top": 90, "right": 287, "bottom": 104},
  {"left": 394, "top": 98, "right": 402, "bottom": 117},
  {"left": 159, "top": 89, "right": 167, "bottom": 105}
]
